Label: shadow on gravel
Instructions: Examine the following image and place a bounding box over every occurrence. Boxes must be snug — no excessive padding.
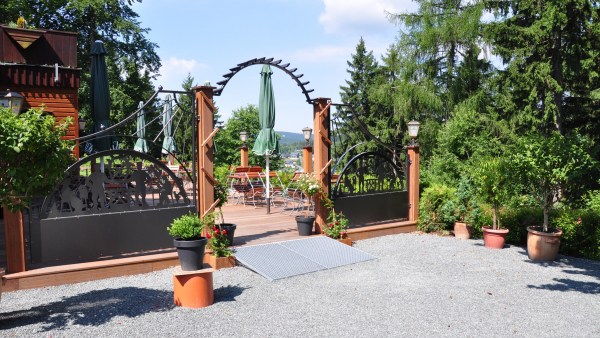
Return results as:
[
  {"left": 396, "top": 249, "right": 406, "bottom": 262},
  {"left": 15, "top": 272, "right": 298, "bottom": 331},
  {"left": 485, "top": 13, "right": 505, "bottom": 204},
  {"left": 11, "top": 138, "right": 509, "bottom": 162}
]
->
[
  {"left": 214, "top": 284, "right": 248, "bottom": 302},
  {"left": 526, "top": 257, "right": 600, "bottom": 294},
  {"left": 0, "top": 287, "right": 174, "bottom": 332}
]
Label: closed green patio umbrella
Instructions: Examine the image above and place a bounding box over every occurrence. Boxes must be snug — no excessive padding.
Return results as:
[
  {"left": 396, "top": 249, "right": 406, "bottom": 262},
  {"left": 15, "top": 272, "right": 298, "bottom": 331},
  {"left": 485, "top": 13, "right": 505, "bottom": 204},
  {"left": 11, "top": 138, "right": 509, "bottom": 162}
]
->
[
  {"left": 90, "top": 40, "right": 113, "bottom": 152},
  {"left": 134, "top": 101, "right": 148, "bottom": 153},
  {"left": 252, "top": 65, "right": 278, "bottom": 214},
  {"left": 161, "top": 94, "right": 177, "bottom": 156}
]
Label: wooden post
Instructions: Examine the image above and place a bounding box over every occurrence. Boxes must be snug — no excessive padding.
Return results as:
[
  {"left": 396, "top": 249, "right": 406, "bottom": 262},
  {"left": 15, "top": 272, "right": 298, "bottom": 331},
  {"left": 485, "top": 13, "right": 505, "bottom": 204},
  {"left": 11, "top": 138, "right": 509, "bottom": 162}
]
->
[
  {"left": 193, "top": 85, "right": 215, "bottom": 218},
  {"left": 2, "top": 206, "right": 26, "bottom": 273},
  {"left": 407, "top": 145, "right": 420, "bottom": 222},
  {"left": 302, "top": 146, "right": 312, "bottom": 173},
  {"left": 240, "top": 146, "right": 249, "bottom": 167},
  {"left": 313, "top": 98, "right": 330, "bottom": 233}
]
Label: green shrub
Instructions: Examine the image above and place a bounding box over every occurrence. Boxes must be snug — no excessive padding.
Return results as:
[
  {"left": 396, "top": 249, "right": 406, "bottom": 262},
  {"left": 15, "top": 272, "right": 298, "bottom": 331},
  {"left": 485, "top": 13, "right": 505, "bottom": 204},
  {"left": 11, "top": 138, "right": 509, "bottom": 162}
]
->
[
  {"left": 167, "top": 213, "right": 205, "bottom": 240},
  {"left": 552, "top": 209, "right": 600, "bottom": 260},
  {"left": 418, "top": 183, "right": 458, "bottom": 233}
]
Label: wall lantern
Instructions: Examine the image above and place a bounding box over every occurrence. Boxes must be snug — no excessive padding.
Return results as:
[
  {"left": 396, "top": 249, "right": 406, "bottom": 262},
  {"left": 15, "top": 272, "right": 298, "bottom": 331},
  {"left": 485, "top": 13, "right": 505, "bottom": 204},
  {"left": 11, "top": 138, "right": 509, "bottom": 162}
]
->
[
  {"left": 0, "top": 89, "right": 25, "bottom": 114},
  {"left": 78, "top": 118, "right": 87, "bottom": 132},
  {"left": 302, "top": 127, "right": 312, "bottom": 146},
  {"left": 240, "top": 131, "right": 248, "bottom": 148}
]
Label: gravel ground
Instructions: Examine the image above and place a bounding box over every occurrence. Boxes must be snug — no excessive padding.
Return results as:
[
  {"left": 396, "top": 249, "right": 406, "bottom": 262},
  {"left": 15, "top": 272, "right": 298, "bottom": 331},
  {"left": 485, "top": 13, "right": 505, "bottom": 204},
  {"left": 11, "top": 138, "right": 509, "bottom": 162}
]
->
[{"left": 1, "top": 233, "right": 600, "bottom": 337}]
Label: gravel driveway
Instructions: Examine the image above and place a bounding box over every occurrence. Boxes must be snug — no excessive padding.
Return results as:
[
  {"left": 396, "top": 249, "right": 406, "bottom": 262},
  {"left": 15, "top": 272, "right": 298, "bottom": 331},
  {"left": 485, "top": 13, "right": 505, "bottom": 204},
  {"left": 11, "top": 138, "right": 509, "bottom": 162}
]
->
[{"left": 1, "top": 233, "right": 599, "bottom": 337}]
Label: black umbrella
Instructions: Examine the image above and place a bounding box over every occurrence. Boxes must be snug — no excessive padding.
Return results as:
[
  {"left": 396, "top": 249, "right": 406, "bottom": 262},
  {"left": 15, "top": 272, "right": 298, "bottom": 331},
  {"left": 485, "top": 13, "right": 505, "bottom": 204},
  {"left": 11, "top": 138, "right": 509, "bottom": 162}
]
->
[{"left": 90, "top": 40, "right": 113, "bottom": 152}]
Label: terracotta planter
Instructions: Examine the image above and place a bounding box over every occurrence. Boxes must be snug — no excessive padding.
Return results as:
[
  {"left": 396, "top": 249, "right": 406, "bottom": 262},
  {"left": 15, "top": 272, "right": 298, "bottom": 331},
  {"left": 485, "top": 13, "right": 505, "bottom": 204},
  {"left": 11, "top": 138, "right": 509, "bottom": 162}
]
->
[
  {"left": 295, "top": 216, "right": 315, "bottom": 236},
  {"left": 173, "top": 266, "right": 214, "bottom": 308},
  {"left": 208, "top": 254, "right": 236, "bottom": 269},
  {"left": 527, "top": 226, "right": 563, "bottom": 261},
  {"left": 337, "top": 237, "right": 352, "bottom": 246},
  {"left": 482, "top": 226, "right": 509, "bottom": 249},
  {"left": 453, "top": 222, "right": 473, "bottom": 239}
]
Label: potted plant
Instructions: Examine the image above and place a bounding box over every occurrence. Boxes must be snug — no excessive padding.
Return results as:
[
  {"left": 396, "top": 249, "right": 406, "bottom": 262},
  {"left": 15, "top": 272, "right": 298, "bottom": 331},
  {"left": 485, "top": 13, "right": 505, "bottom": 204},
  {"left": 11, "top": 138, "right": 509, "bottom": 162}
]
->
[
  {"left": 294, "top": 172, "right": 321, "bottom": 236},
  {"left": 0, "top": 108, "right": 73, "bottom": 273},
  {"left": 513, "top": 133, "right": 596, "bottom": 261},
  {"left": 472, "top": 157, "right": 511, "bottom": 249},
  {"left": 321, "top": 192, "right": 351, "bottom": 244},
  {"left": 167, "top": 213, "right": 207, "bottom": 271},
  {"left": 453, "top": 177, "right": 481, "bottom": 239},
  {"left": 213, "top": 180, "right": 236, "bottom": 246},
  {"left": 205, "top": 213, "right": 235, "bottom": 269}
]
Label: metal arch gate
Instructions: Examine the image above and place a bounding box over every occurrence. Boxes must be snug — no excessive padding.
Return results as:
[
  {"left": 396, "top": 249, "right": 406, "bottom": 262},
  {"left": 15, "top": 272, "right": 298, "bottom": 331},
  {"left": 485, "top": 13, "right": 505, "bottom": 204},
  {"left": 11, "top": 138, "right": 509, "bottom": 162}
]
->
[{"left": 29, "top": 89, "right": 198, "bottom": 265}]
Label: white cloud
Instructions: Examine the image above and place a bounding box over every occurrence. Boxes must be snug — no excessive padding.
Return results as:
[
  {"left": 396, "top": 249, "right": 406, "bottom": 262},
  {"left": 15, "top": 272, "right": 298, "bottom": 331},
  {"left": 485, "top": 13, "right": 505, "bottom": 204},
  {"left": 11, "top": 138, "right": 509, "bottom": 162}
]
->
[
  {"left": 319, "top": 0, "right": 415, "bottom": 34},
  {"left": 155, "top": 56, "right": 208, "bottom": 89}
]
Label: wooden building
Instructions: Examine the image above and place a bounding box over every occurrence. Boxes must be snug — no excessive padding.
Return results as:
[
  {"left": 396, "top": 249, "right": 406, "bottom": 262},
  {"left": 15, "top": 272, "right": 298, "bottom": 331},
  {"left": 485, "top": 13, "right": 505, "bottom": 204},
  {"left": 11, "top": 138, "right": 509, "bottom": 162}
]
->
[{"left": 0, "top": 25, "right": 81, "bottom": 156}]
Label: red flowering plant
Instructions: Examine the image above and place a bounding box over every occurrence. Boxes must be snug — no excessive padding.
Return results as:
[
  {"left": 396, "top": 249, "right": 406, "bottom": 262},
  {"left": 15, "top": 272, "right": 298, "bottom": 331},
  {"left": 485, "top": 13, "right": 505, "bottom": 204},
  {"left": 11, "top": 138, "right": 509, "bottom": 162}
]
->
[
  {"left": 321, "top": 193, "right": 349, "bottom": 239},
  {"left": 204, "top": 213, "right": 232, "bottom": 257}
]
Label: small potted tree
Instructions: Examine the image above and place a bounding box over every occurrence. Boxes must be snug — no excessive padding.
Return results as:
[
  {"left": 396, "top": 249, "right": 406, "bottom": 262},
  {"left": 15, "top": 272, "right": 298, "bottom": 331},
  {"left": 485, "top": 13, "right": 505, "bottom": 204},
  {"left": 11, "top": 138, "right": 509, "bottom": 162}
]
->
[
  {"left": 213, "top": 180, "right": 236, "bottom": 246},
  {"left": 167, "top": 213, "right": 207, "bottom": 271},
  {"left": 294, "top": 173, "right": 321, "bottom": 236},
  {"left": 453, "top": 177, "right": 481, "bottom": 239},
  {"left": 205, "top": 212, "right": 235, "bottom": 269},
  {"left": 472, "top": 156, "right": 511, "bottom": 249},
  {"left": 321, "top": 193, "right": 351, "bottom": 245},
  {"left": 513, "top": 133, "right": 596, "bottom": 261}
]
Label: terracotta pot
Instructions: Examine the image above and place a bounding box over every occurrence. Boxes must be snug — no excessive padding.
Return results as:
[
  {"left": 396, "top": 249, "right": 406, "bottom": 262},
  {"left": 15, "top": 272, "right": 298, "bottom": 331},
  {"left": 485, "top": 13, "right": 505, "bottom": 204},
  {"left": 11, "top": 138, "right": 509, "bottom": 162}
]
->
[
  {"left": 453, "top": 222, "right": 473, "bottom": 239},
  {"left": 482, "top": 226, "right": 509, "bottom": 249},
  {"left": 527, "top": 226, "right": 563, "bottom": 261},
  {"left": 207, "top": 254, "right": 236, "bottom": 269},
  {"left": 337, "top": 237, "right": 352, "bottom": 246}
]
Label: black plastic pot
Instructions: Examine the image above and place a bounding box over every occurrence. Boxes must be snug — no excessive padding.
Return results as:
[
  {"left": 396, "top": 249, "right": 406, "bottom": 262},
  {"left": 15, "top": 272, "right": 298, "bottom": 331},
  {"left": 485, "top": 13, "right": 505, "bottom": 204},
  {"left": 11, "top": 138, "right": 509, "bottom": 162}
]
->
[
  {"left": 219, "top": 223, "right": 237, "bottom": 246},
  {"left": 173, "top": 237, "right": 207, "bottom": 271},
  {"left": 295, "top": 215, "right": 315, "bottom": 236}
]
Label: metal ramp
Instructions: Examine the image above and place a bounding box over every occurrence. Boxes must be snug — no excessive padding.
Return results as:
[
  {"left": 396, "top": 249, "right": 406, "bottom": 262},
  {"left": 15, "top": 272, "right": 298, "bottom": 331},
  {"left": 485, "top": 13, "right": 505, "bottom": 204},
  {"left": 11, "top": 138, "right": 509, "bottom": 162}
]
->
[{"left": 233, "top": 236, "right": 376, "bottom": 281}]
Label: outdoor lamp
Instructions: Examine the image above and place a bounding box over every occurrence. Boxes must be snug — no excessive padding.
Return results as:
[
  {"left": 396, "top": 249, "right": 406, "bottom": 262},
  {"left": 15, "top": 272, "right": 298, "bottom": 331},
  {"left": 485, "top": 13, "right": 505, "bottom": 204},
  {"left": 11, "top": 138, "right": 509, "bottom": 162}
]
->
[
  {"left": 0, "top": 89, "right": 24, "bottom": 114},
  {"left": 78, "top": 118, "right": 87, "bottom": 132},
  {"left": 302, "top": 127, "right": 312, "bottom": 146},
  {"left": 407, "top": 120, "right": 420, "bottom": 145},
  {"left": 240, "top": 131, "right": 248, "bottom": 148}
]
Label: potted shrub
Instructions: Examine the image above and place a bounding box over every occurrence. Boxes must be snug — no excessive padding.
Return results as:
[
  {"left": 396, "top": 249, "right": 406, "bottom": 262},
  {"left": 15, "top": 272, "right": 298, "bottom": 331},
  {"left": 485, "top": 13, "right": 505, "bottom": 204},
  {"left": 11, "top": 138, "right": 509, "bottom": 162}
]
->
[
  {"left": 294, "top": 172, "right": 321, "bottom": 236},
  {"left": 512, "top": 133, "right": 596, "bottom": 261},
  {"left": 418, "top": 183, "right": 458, "bottom": 235},
  {"left": 167, "top": 213, "right": 207, "bottom": 271},
  {"left": 453, "top": 177, "right": 481, "bottom": 239},
  {"left": 472, "top": 157, "right": 511, "bottom": 249},
  {"left": 0, "top": 108, "right": 73, "bottom": 273}
]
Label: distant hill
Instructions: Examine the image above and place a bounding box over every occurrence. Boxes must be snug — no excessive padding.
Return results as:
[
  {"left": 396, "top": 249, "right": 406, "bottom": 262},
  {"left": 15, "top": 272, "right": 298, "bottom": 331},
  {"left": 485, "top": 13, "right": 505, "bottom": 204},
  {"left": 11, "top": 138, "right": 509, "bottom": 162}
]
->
[{"left": 276, "top": 131, "right": 306, "bottom": 144}]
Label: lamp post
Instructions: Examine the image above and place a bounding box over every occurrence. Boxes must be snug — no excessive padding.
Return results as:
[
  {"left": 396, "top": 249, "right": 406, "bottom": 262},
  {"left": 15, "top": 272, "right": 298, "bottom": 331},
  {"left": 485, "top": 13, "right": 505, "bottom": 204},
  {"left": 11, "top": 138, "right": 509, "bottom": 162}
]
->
[
  {"left": 407, "top": 120, "right": 420, "bottom": 146},
  {"left": 301, "top": 127, "right": 313, "bottom": 173},
  {"left": 406, "top": 120, "right": 420, "bottom": 222},
  {"left": 0, "top": 89, "right": 25, "bottom": 114},
  {"left": 239, "top": 131, "right": 249, "bottom": 167}
]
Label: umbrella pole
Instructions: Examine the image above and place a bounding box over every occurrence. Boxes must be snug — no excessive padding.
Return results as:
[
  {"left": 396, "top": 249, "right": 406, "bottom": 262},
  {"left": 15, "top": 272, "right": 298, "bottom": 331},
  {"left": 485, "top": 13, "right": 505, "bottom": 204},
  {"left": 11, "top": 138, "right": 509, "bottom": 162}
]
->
[{"left": 266, "top": 155, "right": 270, "bottom": 214}]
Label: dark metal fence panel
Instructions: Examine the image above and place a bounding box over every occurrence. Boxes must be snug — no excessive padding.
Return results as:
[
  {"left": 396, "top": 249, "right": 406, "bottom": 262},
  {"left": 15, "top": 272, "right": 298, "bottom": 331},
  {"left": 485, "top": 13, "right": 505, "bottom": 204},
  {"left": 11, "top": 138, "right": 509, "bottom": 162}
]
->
[{"left": 332, "top": 151, "right": 408, "bottom": 227}]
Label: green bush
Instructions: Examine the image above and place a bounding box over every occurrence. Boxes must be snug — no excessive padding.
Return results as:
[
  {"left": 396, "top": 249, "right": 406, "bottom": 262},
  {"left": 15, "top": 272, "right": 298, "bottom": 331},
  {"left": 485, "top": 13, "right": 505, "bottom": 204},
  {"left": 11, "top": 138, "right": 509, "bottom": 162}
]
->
[
  {"left": 418, "top": 183, "right": 458, "bottom": 233},
  {"left": 167, "top": 213, "right": 205, "bottom": 240}
]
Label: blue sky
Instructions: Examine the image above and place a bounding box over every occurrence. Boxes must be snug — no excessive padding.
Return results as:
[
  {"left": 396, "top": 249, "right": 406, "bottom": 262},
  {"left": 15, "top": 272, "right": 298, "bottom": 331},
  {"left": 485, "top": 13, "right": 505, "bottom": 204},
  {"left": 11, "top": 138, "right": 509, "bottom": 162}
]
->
[{"left": 132, "top": 0, "right": 417, "bottom": 132}]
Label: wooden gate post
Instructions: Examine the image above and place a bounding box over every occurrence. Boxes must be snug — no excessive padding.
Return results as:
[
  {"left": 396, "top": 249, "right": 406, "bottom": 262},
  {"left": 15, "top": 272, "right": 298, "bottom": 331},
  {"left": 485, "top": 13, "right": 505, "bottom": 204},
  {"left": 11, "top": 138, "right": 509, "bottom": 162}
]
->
[
  {"left": 194, "top": 85, "right": 216, "bottom": 218},
  {"left": 240, "top": 145, "right": 249, "bottom": 167},
  {"left": 302, "top": 146, "right": 312, "bottom": 173},
  {"left": 313, "top": 98, "right": 331, "bottom": 233},
  {"left": 2, "top": 206, "right": 26, "bottom": 273},
  {"left": 407, "top": 145, "right": 420, "bottom": 222}
]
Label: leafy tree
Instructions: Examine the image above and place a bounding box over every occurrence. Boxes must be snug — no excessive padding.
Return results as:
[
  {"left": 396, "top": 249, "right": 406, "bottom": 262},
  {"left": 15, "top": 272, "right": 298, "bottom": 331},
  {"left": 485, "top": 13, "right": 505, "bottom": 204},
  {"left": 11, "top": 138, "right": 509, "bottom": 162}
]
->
[
  {"left": 213, "top": 104, "right": 282, "bottom": 170},
  {"left": 0, "top": 108, "right": 74, "bottom": 211},
  {"left": 1, "top": 0, "right": 160, "bottom": 147}
]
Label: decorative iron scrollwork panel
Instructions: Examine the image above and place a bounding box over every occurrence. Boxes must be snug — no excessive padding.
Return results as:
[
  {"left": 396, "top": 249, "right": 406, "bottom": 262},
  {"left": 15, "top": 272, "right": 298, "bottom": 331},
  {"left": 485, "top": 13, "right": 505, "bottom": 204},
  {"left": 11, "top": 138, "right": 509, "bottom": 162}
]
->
[
  {"left": 332, "top": 151, "right": 406, "bottom": 198},
  {"left": 42, "top": 150, "right": 192, "bottom": 218}
]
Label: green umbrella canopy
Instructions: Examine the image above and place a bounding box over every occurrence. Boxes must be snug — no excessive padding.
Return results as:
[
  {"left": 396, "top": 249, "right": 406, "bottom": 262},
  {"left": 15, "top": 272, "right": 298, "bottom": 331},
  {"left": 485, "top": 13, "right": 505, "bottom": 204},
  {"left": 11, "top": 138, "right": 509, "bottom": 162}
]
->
[
  {"left": 134, "top": 101, "right": 148, "bottom": 153},
  {"left": 252, "top": 65, "right": 278, "bottom": 156},
  {"left": 161, "top": 95, "right": 177, "bottom": 154},
  {"left": 90, "top": 40, "right": 113, "bottom": 152}
]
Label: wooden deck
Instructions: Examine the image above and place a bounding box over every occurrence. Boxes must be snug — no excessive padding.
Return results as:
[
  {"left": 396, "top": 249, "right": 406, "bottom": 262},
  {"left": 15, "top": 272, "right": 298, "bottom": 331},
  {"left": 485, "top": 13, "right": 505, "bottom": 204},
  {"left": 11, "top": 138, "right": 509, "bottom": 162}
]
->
[{"left": 1, "top": 203, "right": 416, "bottom": 292}]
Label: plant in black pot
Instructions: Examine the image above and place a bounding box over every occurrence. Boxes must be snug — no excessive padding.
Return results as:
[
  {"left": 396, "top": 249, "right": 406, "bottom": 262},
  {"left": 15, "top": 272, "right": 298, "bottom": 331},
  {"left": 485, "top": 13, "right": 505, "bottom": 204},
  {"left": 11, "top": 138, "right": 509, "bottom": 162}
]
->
[
  {"left": 213, "top": 179, "right": 237, "bottom": 246},
  {"left": 294, "top": 173, "right": 322, "bottom": 236},
  {"left": 168, "top": 213, "right": 207, "bottom": 271},
  {"left": 512, "top": 133, "right": 597, "bottom": 261}
]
